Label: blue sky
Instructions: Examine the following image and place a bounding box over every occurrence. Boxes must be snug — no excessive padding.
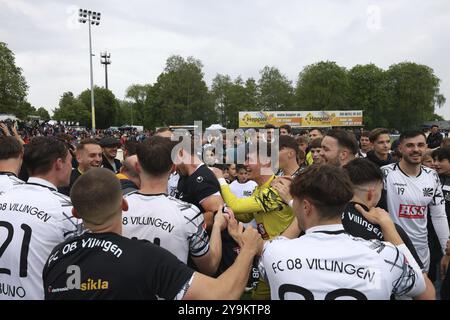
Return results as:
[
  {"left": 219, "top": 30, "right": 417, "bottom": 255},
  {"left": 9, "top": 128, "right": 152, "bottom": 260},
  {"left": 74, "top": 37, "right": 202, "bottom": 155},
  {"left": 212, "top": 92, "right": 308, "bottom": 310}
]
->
[{"left": 2, "top": 0, "right": 450, "bottom": 119}]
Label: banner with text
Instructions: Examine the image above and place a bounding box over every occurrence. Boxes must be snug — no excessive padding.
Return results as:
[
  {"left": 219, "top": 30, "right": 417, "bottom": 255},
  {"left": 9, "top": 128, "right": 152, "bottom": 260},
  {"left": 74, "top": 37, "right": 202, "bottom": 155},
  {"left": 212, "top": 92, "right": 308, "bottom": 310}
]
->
[{"left": 238, "top": 110, "right": 363, "bottom": 128}]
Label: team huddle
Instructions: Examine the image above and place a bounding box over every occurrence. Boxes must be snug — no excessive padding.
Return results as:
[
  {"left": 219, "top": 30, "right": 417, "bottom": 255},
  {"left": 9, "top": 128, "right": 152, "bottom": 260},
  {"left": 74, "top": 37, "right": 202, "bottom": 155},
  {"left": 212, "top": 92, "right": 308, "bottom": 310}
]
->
[{"left": 0, "top": 124, "right": 449, "bottom": 300}]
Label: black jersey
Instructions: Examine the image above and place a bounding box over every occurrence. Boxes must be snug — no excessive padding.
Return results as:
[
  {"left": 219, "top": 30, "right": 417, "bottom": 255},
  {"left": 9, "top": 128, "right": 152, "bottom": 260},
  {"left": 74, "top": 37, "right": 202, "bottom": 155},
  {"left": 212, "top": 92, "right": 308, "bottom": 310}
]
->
[
  {"left": 342, "top": 202, "right": 424, "bottom": 269},
  {"left": 43, "top": 232, "right": 194, "bottom": 300},
  {"left": 176, "top": 164, "right": 220, "bottom": 213}
]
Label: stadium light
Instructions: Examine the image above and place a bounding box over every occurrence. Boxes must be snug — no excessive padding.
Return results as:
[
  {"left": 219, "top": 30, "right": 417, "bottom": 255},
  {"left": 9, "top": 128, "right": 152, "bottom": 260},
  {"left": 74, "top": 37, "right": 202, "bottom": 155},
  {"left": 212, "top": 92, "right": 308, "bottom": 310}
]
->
[
  {"left": 100, "top": 51, "right": 111, "bottom": 90},
  {"left": 78, "top": 9, "right": 101, "bottom": 131}
]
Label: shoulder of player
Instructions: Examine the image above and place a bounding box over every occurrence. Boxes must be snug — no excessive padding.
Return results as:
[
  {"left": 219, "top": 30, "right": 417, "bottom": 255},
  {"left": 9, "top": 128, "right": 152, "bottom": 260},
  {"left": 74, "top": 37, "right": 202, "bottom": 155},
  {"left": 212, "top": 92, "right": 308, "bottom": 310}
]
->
[
  {"left": 51, "top": 190, "right": 73, "bottom": 207},
  {"left": 167, "top": 196, "right": 202, "bottom": 215}
]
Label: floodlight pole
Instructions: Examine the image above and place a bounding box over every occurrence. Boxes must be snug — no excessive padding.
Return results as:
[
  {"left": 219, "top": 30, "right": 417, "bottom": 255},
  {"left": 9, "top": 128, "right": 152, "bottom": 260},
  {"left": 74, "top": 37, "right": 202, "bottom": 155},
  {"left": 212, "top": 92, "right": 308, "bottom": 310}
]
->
[
  {"left": 100, "top": 52, "right": 111, "bottom": 90},
  {"left": 88, "top": 15, "right": 95, "bottom": 131},
  {"left": 79, "top": 9, "right": 101, "bottom": 132}
]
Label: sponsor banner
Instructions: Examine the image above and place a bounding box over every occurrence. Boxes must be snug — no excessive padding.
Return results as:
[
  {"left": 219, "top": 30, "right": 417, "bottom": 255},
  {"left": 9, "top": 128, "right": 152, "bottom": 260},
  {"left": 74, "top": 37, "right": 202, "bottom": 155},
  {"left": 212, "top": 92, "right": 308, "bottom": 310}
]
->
[{"left": 238, "top": 110, "right": 363, "bottom": 128}]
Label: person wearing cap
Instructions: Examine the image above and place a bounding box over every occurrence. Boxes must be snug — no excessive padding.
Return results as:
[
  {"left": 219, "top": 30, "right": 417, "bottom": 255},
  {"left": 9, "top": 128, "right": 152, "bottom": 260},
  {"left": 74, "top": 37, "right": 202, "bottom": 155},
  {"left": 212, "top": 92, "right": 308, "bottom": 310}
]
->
[{"left": 100, "top": 137, "right": 122, "bottom": 173}]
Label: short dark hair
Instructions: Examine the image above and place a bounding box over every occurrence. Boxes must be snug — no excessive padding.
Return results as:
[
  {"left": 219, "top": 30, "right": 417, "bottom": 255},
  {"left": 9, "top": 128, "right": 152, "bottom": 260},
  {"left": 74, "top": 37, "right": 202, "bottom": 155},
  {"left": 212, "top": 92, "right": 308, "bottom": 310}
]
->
[
  {"left": 264, "top": 124, "right": 276, "bottom": 129},
  {"left": 279, "top": 135, "right": 299, "bottom": 156},
  {"left": 309, "top": 138, "right": 322, "bottom": 149},
  {"left": 360, "top": 131, "right": 370, "bottom": 138},
  {"left": 123, "top": 140, "right": 138, "bottom": 156},
  {"left": 137, "top": 136, "right": 175, "bottom": 177},
  {"left": 369, "top": 128, "right": 390, "bottom": 143},
  {"left": 432, "top": 148, "right": 450, "bottom": 162},
  {"left": 156, "top": 127, "right": 171, "bottom": 134},
  {"left": 398, "top": 130, "right": 426, "bottom": 144},
  {"left": 77, "top": 138, "right": 100, "bottom": 151},
  {"left": 431, "top": 124, "right": 439, "bottom": 129},
  {"left": 23, "top": 136, "right": 69, "bottom": 176},
  {"left": 290, "top": 164, "right": 353, "bottom": 219},
  {"left": 0, "top": 136, "right": 23, "bottom": 160},
  {"left": 280, "top": 124, "right": 292, "bottom": 134},
  {"left": 310, "top": 128, "right": 324, "bottom": 135},
  {"left": 71, "top": 168, "right": 122, "bottom": 225},
  {"left": 236, "top": 164, "right": 247, "bottom": 172},
  {"left": 325, "top": 129, "right": 358, "bottom": 155},
  {"left": 343, "top": 158, "right": 383, "bottom": 186}
]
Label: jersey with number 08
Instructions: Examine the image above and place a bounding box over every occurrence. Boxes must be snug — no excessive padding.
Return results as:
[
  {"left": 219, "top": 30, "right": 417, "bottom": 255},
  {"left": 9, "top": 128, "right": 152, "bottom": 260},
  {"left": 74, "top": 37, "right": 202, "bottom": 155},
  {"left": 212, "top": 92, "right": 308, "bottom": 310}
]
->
[{"left": 259, "top": 224, "right": 425, "bottom": 300}]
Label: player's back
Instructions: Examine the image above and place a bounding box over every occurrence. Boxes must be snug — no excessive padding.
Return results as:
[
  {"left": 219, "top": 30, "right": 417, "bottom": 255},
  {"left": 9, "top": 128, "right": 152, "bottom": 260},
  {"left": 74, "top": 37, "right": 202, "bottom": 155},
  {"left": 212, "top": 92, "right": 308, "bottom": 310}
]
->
[
  {"left": 122, "top": 192, "right": 209, "bottom": 263},
  {"left": 261, "top": 224, "right": 424, "bottom": 300},
  {"left": 0, "top": 173, "right": 24, "bottom": 196},
  {"left": 0, "top": 181, "right": 79, "bottom": 300}
]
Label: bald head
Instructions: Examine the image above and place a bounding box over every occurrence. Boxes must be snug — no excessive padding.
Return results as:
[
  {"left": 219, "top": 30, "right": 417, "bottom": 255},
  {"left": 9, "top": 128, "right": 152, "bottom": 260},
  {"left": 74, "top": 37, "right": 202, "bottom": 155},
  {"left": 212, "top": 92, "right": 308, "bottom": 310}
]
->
[
  {"left": 70, "top": 168, "right": 123, "bottom": 225},
  {"left": 121, "top": 155, "right": 139, "bottom": 179}
]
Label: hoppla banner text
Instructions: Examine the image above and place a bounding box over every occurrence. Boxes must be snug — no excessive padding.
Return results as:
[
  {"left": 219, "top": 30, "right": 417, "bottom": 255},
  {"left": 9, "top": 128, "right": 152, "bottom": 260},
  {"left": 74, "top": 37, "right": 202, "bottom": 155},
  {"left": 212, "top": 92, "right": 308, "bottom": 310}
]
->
[{"left": 239, "top": 110, "right": 363, "bottom": 128}]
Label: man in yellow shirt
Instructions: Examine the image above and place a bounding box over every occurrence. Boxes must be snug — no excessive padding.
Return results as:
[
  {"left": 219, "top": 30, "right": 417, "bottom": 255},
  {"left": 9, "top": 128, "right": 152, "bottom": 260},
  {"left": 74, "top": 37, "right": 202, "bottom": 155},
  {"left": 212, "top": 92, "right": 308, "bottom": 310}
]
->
[{"left": 211, "top": 143, "right": 294, "bottom": 299}]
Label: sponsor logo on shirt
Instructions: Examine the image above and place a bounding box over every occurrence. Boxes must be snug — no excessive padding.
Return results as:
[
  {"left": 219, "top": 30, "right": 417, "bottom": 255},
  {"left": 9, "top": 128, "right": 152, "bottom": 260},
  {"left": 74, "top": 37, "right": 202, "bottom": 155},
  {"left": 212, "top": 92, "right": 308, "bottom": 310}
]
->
[
  {"left": 398, "top": 204, "right": 426, "bottom": 219},
  {"left": 422, "top": 188, "right": 433, "bottom": 197}
]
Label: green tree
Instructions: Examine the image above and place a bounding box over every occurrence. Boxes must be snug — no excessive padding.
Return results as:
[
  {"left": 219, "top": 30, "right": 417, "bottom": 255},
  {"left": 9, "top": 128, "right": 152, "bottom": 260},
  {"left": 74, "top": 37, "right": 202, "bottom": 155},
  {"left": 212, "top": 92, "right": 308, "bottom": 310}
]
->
[
  {"left": 347, "top": 64, "right": 388, "bottom": 129},
  {"left": 385, "top": 62, "right": 445, "bottom": 131},
  {"left": 34, "top": 107, "right": 50, "bottom": 121},
  {"left": 0, "top": 42, "right": 28, "bottom": 116},
  {"left": 78, "top": 87, "right": 120, "bottom": 129},
  {"left": 153, "top": 55, "right": 216, "bottom": 126},
  {"left": 295, "top": 61, "right": 349, "bottom": 111},
  {"left": 125, "top": 84, "right": 155, "bottom": 128},
  {"left": 257, "top": 66, "right": 294, "bottom": 111},
  {"left": 53, "top": 92, "right": 90, "bottom": 127},
  {"left": 15, "top": 101, "right": 36, "bottom": 120},
  {"left": 211, "top": 75, "right": 253, "bottom": 128}
]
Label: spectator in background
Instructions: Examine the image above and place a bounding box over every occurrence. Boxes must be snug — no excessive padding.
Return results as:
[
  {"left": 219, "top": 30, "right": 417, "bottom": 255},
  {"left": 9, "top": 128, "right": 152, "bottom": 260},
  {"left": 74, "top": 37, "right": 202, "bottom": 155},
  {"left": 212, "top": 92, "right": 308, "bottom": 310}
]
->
[
  {"left": 427, "top": 125, "right": 443, "bottom": 150},
  {"left": 309, "top": 138, "right": 324, "bottom": 165},
  {"left": 357, "top": 131, "right": 372, "bottom": 158},
  {"left": 280, "top": 124, "right": 292, "bottom": 136},
  {"left": 100, "top": 137, "right": 122, "bottom": 173},
  {"left": 366, "top": 128, "right": 394, "bottom": 167}
]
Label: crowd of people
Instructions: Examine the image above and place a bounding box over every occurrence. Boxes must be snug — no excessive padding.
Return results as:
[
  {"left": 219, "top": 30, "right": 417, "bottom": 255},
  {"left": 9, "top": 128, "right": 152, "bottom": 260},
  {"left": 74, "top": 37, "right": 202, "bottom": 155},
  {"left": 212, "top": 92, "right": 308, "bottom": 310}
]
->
[{"left": 0, "top": 120, "right": 450, "bottom": 300}]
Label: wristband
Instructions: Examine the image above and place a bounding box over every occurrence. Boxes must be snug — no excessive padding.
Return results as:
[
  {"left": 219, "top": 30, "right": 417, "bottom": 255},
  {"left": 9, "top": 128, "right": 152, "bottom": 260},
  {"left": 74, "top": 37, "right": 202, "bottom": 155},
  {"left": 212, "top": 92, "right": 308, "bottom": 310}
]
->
[
  {"left": 288, "top": 199, "right": 294, "bottom": 208},
  {"left": 218, "top": 178, "right": 228, "bottom": 186}
]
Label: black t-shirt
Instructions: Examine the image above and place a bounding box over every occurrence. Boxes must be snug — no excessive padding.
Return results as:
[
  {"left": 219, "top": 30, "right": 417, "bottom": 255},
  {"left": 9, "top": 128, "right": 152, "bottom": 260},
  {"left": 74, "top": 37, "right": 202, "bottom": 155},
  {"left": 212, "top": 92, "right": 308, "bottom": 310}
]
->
[
  {"left": 43, "top": 232, "right": 194, "bottom": 300},
  {"left": 176, "top": 164, "right": 220, "bottom": 213},
  {"left": 176, "top": 165, "right": 238, "bottom": 275},
  {"left": 342, "top": 202, "right": 424, "bottom": 270}
]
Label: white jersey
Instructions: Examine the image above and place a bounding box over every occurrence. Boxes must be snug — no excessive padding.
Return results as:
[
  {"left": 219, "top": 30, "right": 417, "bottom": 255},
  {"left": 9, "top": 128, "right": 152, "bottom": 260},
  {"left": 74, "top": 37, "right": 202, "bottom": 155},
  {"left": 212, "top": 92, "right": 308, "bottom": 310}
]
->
[
  {"left": 0, "top": 173, "right": 24, "bottom": 196},
  {"left": 0, "top": 178, "right": 81, "bottom": 300},
  {"left": 259, "top": 224, "right": 425, "bottom": 300},
  {"left": 122, "top": 192, "right": 210, "bottom": 263},
  {"left": 229, "top": 180, "right": 258, "bottom": 229},
  {"left": 382, "top": 163, "right": 449, "bottom": 266},
  {"left": 167, "top": 172, "right": 180, "bottom": 197},
  {"left": 229, "top": 180, "right": 257, "bottom": 199}
]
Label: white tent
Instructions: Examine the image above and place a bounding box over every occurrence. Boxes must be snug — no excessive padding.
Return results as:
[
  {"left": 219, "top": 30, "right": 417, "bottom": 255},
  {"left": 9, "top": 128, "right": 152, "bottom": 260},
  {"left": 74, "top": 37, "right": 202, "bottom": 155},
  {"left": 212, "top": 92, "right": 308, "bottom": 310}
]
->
[{"left": 205, "top": 124, "right": 226, "bottom": 131}]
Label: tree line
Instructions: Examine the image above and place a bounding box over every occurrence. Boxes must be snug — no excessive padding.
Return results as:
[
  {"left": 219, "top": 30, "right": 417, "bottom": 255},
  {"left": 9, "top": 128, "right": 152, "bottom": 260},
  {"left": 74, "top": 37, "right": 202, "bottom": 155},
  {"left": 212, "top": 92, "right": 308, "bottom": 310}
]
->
[{"left": 1, "top": 42, "right": 446, "bottom": 131}]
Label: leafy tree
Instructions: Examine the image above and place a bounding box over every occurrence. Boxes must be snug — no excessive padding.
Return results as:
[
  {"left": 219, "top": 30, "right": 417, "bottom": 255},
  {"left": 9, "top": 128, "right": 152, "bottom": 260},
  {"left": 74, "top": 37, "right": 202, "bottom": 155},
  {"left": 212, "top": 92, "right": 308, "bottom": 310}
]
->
[
  {"left": 0, "top": 42, "right": 28, "bottom": 116},
  {"left": 385, "top": 62, "right": 445, "bottom": 131},
  {"left": 34, "top": 107, "right": 51, "bottom": 121},
  {"left": 53, "top": 92, "right": 90, "bottom": 127},
  {"left": 15, "top": 101, "right": 36, "bottom": 120},
  {"left": 78, "top": 87, "right": 120, "bottom": 129},
  {"left": 295, "top": 61, "right": 349, "bottom": 111},
  {"left": 347, "top": 64, "right": 388, "bottom": 129},
  {"left": 257, "top": 66, "right": 294, "bottom": 111},
  {"left": 153, "top": 55, "right": 216, "bottom": 126}
]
